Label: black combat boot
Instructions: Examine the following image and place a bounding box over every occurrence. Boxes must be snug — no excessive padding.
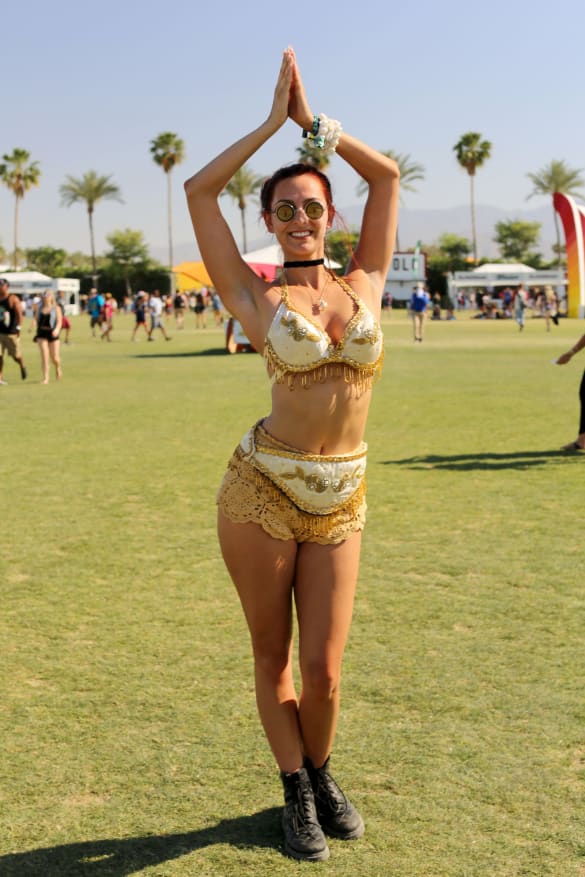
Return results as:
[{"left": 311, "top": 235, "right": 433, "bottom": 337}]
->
[
  {"left": 280, "top": 767, "right": 330, "bottom": 861},
  {"left": 304, "top": 756, "right": 365, "bottom": 840}
]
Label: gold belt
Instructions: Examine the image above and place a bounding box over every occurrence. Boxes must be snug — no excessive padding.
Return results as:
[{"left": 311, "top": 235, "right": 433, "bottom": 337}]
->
[{"left": 238, "top": 422, "right": 367, "bottom": 515}]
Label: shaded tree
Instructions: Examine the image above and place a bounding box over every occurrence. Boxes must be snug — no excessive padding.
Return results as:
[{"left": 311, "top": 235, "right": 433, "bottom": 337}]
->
[
  {"left": 0, "top": 148, "right": 41, "bottom": 269},
  {"left": 437, "top": 232, "right": 472, "bottom": 269},
  {"left": 494, "top": 219, "right": 541, "bottom": 262},
  {"left": 60, "top": 171, "right": 123, "bottom": 280},
  {"left": 222, "top": 165, "right": 263, "bottom": 253},
  {"left": 26, "top": 246, "right": 68, "bottom": 277},
  {"left": 326, "top": 229, "right": 360, "bottom": 272},
  {"left": 526, "top": 159, "right": 585, "bottom": 266},
  {"left": 150, "top": 132, "right": 185, "bottom": 269},
  {"left": 296, "top": 140, "right": 331, "bottom": 171},
  {"left": 356, "top": 150, "right": 424, "bottom": 250},
  {"left": 105, "top": 228, "right": 149, "bottom": 296},
  {"left": 453, "top": 132, "right": 492, "bottom": 263}
]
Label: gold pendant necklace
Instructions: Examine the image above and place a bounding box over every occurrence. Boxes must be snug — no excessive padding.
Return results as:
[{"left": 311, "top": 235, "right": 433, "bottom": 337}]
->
[{"left": 312, "top": 271, "right": 330, "bottom": 314}]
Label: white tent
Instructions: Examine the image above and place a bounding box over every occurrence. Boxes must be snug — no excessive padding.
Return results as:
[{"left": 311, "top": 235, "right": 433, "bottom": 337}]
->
[
  {"left": 448, "top": 263, "right": 566, "bottom": 299},
  {"left": 0, "top": 272, "right": 81, "bottom": 314},
  {"left": 0, "top": 271, "right": 53, "bottom": 292}
]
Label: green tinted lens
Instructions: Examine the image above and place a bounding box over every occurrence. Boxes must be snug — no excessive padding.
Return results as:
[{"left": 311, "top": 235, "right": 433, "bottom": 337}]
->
[
  {"left": 305, "top": 200, "right": 325, "bottom": 219},
  {"left": 275, "top": 203, "right": 295, "bottom": 222}
]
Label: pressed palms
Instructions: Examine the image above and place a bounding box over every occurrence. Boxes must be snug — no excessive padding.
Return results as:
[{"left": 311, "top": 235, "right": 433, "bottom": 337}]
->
[
  {"left": 357, "top": 150, "right": 425, "bottom": 250},
  {"left": 453, "top": 132, "right": 492, "bottom": 262},
  {"left": 150, "top": 132, "right": 185, "bottom": 269},
  {"left": 60, "top": 171, "right": 122, "bottom": 277},
  {"left": 222, "top": 165, "right": 263, "bottom": 253},
  {"left": 0, "top": 148, "right": 41, "bottom": 269},
  {"left": 526, "top": 159, "right": 585, "bottom": 266}
]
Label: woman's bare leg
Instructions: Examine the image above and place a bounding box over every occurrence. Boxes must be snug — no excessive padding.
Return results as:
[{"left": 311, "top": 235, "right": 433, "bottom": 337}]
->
[
  {"left": 49, "top": 341, "right": 61, "bottom": 379},
  {"left": 217, "top": 510, "right": 304, "bottom": 772},
  {"left": 39, "top": 340, "right": 50, "bottom": 383},
  {"left": 294, "top": 532, "right": 362, "bottom": 768}
]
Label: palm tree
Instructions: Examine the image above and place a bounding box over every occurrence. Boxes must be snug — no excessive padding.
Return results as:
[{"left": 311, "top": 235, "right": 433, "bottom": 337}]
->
[
  {"left": 150, "top": 132, "right": 185, "bottom": 269},
  {"left": 60, "top": 171, "right": 123, "bottom": 278},
  {"left": 526, "top": 159, "right": 585, "bottom": 266},
  {"left": 222, "top": 165, "right": 263, "bottom": 253},
  {"left": 296, "top": 141, "right": 331, "bottom": 172},
  {"left": 357, "top": 150, "right": 425, "bottom": 250},
  {"left": 453, "top": 132, "right": 492, "bottom": 262},
  {"left": 0, "top": 148, "right": 41, "bottom": 269}
]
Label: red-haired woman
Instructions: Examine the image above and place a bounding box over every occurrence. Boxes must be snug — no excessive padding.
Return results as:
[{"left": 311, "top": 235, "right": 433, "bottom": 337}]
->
[{"left": 185, "top": 48, "right": 399, "bottom": 862}]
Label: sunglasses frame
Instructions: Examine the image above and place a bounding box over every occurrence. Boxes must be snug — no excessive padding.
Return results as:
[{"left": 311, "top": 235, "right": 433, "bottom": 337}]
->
[{"left": 271, "top": 199, "right": 326, "bottom": 223}]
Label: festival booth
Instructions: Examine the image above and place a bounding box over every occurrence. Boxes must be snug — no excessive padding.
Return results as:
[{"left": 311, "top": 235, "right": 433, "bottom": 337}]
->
[
  {"left": 447, "top": 263, "right": 566, "bottom": 307},
  {"left": 0, "top": 272, "right": 81, "bottom": 314}
]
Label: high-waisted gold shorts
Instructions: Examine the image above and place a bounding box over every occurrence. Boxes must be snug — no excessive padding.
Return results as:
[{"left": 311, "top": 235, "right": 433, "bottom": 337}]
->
[{"left": 216, "top": 423, "right": 367, "bottom": 544}]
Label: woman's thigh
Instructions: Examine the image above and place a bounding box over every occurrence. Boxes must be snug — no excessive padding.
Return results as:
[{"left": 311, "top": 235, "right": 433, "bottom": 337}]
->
[
  {"left": 294, "top": 532, "right": 362, "bottom": 673},
  {"left": 217, "top": 510, "right": 298, "bottom": 654}
]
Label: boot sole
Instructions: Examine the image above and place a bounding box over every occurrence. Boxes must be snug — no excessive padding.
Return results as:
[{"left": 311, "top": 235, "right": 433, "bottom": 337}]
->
[
  {"left": 322, "top": 816, "right": 365, "bottom": 840},
  {"left": 283, "top": 841, "right": 331, "bottom": 861}
]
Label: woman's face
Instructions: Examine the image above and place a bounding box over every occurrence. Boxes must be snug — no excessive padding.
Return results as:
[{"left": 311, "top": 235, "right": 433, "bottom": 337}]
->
[{"left": 265, "top": 174, "right": 333, "bottom": 258}]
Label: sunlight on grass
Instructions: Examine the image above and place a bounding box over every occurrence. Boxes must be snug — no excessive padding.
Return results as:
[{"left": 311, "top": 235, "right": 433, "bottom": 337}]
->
[{"left": 1, "top": 311, "right": 583, "bottom": 876}]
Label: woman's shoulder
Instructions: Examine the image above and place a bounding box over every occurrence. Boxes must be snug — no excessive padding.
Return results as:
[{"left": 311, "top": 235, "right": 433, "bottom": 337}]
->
[{"left": 341, "top": 268, "right": 383, "bottom": 311}]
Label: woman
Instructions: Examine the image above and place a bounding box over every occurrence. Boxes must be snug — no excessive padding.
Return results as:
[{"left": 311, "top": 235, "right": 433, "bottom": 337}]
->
[
  {"left": 557, "top": 332, "right": 585, "bottom": 450},
  {"left": 101, "top": 292, "right": 115, "bottom": 341},
  {"left": 185, "top": 48, "right": 399, "bottom": 862},
  {"left": 34, "top": 290, "right": 63, "bottom": 384}
]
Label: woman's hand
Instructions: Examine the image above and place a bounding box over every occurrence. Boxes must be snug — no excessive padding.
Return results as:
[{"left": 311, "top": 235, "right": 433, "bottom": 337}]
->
[
  {"left": 556, "top": 351, "right": 573, "bottom": 365},
  {"left": 287, "top": 48, "right": 314, "bottom": 130},
  {"left": 266, "top": 49, "right": 294, "bottom": 129}
]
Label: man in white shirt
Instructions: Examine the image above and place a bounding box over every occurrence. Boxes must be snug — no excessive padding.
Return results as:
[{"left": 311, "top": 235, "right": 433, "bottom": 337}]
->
[{"left": 147, "top": 290, "right": 171, "bottom": 342}]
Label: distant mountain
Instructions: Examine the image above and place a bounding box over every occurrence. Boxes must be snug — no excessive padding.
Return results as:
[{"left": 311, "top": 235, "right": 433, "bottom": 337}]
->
[
  {"left": 338, "top": 202, "right": 558, "bottom": 259},
  {"left": 167, "top": 202, "right": 559, "bottom": 265}
]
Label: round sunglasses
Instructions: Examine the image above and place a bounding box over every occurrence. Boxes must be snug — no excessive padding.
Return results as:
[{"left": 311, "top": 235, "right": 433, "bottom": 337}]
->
[{"left": 271, "top": 199, "right": 325, "bottom": 222}]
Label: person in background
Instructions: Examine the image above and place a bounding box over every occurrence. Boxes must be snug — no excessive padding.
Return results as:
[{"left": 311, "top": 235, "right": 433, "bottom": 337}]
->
[
  {"left": 34, "top": 289, "right": 63, "bottom": 383},
  {"left": 131, "top": 292, "right": 150, "bottom": 341},
  {"left": 194, "top": 291, "right": 206, "bottom": 328},
  {"left": 184, "top": 47, "right": 399, "bottom": 862},
  {"left": 56, "top": 291, "right": 72, "bottom": 344},
  {"left": 556, "top": 331, "right": 585, "bottom": 451},
  {"left": 210, "top": 289, "right": 224, "bottom": 325},
  {"left": 101, "top": 292, "right": 115, "bottom": 341},
  {"left": 87, "top": 288, "right": 105, "bottom": 338},
  {"left": 147, "top": 289, "right": 172, "bottom": 342},
  {"left": 409, "top": 283, "right": 430, "bottom": 342},
  {"left": 0, "top": 278, "right": 27, "bottom": 384},
  {"left": 174, "top": 290, "right": 187, "bottom": 329},
  {"left": 514, "top": 285, "right": 527, "bottom": 331}
]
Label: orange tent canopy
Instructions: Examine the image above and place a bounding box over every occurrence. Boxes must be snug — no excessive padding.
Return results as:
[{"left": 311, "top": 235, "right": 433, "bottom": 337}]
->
[{"left": 173, "top": 261, "right": 213, "bottom": 289}]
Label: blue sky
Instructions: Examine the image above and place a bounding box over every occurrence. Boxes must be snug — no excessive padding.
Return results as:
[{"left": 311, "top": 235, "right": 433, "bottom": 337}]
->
[{"left": 2, "top": 0, "right": 584, "bottom": 262}]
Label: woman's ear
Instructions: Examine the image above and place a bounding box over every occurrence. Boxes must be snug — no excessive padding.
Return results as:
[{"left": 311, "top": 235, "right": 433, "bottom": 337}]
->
[
  {"left": 326, "top": 207, "right": 335, "bottom": 229},
  {"left": 263, "top": 212, "right": 274, "bottom": 234}
]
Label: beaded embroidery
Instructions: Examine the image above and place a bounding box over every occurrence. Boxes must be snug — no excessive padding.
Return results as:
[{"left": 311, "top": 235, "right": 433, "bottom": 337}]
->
[{"left": 264, "top": 271, "right": 384, "bottom": 390}]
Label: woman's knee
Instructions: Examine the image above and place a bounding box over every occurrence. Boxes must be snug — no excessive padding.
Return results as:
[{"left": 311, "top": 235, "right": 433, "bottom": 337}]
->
[
  {"left": 300, "top": 656, "right": 340, "bottom": 700},
  {"left": 252, "top": 638, "right": 292, "bottom": 684}
]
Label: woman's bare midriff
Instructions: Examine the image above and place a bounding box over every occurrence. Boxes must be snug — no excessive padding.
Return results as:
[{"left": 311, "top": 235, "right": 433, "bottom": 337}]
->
[{"left": 263, "top": 376, "right": 373, "bottom": 455}]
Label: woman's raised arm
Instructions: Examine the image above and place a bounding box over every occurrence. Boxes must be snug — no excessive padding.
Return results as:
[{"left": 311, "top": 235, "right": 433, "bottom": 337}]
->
[
  {"left": 288, "top": 49, "right": 399, "bottom": 290},
  {"left": 184, "top": 51, "right": 294, "bottom": 316}
]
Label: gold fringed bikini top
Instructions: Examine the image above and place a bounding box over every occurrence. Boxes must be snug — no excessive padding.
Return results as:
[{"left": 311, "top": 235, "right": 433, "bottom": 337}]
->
[{"left": 263, "top": 272, "right": 384, "bottom": 390}]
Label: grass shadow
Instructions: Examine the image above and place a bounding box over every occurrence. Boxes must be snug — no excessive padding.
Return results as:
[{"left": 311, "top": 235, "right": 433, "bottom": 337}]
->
[
  {"left": 380, "top": 449, "right": 583, "bottom": 471},
  {"left": 0, "top": 807, "right": 282, "bottom": 876}
]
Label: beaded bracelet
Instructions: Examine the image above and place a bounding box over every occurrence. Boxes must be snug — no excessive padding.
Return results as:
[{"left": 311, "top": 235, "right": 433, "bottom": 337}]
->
[{"left": 302, "top": 113, "right": 342, "bottom": 156}]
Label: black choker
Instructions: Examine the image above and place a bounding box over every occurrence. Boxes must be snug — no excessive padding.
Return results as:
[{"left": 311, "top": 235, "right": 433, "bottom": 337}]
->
[{"left": 283, "top": 258, "right": 325, "bottom": 268}]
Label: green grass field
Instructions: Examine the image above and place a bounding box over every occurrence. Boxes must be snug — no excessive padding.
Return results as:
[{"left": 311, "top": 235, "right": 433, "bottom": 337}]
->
[{"left": 1, "top": 309, "right": 584, "bottom": 876}]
